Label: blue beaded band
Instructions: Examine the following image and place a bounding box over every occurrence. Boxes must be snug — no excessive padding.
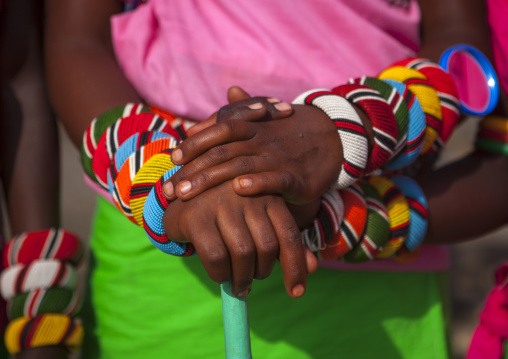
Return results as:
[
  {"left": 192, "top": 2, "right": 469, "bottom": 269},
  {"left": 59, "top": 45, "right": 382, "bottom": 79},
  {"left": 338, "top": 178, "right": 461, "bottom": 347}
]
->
[{"left": 143, "top": 167, "right": 195, "bottom": 256}]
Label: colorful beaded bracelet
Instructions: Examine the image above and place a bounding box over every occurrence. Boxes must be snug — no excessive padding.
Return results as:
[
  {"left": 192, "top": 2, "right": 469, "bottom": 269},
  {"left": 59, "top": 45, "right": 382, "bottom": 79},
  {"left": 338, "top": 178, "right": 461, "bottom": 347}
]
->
[
  {"left": 3, "top": 228, "right": 83, "bottom": 268},
  {"left": 293, "top": 89, "right": 369, "bottom": 188},
  {"left": 379, "top": 66, "right": 442, "bottom": 154},
  {"left": 8, "top": 288, "right": 81, "bottom": 320},
  {"left": 332, "top": 83, "right": 398, "bottom": 173},
  {"left": 350, "top": 76, "right": 409, "bottom": 160},
  {"left": 92, "top": 112, "right": 181, "bottom": 190},
  {"left": 1, "top": 260, "right": 77, "bottom": 301},
  {"left": 368, "top": 175, "right": 410, "bottom": 259},
  {"left": 342, "top": 180, "right": 390, "bottom": 263},
  {"left": 142, "top": 168, "right": 195, "bottom": 256},
  {"left": 301, "top": 185, "right": 344, "bottom": 253},
  {"left": 389, "top": 176, "right": 428, "bottom": 254},
  {"left": 393, "top": 58, "right": 460, "bottom": 152},
  {"left": 81, "top": 103, "right": 152, "bottom": 183},
  {"left": 317, "top": 182, "right": 367, "bottom": 260},
  {"left": 381, "top": 79, "right": 426, "bottom": 170},
  {"left": 5, "top": 314, "right": 83, "bottom": 355}
]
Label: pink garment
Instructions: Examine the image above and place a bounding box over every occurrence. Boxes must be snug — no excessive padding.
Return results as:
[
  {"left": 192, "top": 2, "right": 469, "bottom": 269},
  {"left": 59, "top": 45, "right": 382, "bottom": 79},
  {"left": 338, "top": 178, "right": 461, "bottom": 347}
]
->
[
  {"left": 467, "top": 263, "right": 508, "bottom": 359},
  {"left": 110, "top": 0, "right": 448, "bottom": 272},
  {"left": 487, "top": 0, "right": 508, "bottom": 96},
  {"left": 111, "top": 0, "right": 420, "bottom": 121}
]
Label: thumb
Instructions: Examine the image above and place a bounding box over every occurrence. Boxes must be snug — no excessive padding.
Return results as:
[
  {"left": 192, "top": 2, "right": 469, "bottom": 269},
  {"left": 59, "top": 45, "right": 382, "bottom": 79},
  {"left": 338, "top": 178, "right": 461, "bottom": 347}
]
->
[{"left": 227, "top": 86, "right": 251, "bottom": 103}]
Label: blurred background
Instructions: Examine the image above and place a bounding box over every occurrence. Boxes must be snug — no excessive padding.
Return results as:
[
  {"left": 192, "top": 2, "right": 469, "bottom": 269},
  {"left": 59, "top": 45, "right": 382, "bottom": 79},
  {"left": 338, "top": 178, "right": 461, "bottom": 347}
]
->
[{"left": 58, "top": 116, "right": 507, "bottom": 359}]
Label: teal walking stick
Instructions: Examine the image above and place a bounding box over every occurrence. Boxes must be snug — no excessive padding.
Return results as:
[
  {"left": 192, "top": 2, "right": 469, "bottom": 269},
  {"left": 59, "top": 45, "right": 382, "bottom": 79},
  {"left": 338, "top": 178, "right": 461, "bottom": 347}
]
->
[{"left": 221, "top": 281, "right": 252, "bottom": 359}]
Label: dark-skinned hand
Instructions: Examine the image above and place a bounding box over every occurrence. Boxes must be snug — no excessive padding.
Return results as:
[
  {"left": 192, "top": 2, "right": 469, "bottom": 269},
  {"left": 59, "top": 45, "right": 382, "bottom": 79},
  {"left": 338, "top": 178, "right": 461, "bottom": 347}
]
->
[
  {"left": 164, "top": 87, "right": 343, "bottom": 206},
  {"left": 162, "top": 179, "right": 318, "bottom": 298}
]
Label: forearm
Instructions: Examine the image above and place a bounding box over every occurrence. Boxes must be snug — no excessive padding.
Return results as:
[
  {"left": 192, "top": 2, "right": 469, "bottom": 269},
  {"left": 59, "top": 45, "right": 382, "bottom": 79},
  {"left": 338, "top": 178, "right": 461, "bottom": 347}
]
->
[
  {"left": 418, "top": 0, "right": 491, "bottom": 61},
  {"left": 44, "top": 0, "right": 141, "bottom": 148},
  {"left": 419, "top": 151, "right": 508, "bottom": 244}
]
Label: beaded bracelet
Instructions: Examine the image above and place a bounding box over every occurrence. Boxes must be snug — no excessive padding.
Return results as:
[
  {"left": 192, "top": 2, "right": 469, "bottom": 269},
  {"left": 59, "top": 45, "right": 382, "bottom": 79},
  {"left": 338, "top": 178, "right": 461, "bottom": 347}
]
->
[
  {"left": 301, "top": 185, "right": 344, "bottom": 253},
  {"left": 389, "top": 176, "right": 428, "bottom": 254},
  {"left": 3, "top": 228, "right": 83, "bottom": 268},
  {"left": 81, "top": 103, "right": 152, "bottom": 183},
  {"left": 342, "top": 180, "right": 390, "bottom": 262},
  {"left": 350, "top": 77, "right": 409, "bottom": 160},
  {"left": 381, "top": 79, "right": 426, "bottom": 170},
  {"left": 1, "top": 260, "right": 77, "bottom": 301},
  {"left": 317, "top": 182, "right": 367, "bottom": 260},
  {"left": 5, "top": 314, "right": 83, "bottom": 355},
  {"left": 109, "top": 138, "right": 178, "bottom": 224},
  {"left": 368, "top": 175, "right": 410, "bottom": 259},
  {"left": 293, "top": 89, "right": 369, "bottom": 188},
  {"left": 476, "top": 116, "right": 508, "bottom": 155},
  {"left": 332, "top": 83, "right": 398, "bottom": 173},
  {"left": 8, "top": 288, "right": 81, "bottom": 320},
  {"left": 378, "top": 66, "right": 443, "bottom": 154},
  {"left": 92, "top": 112, "right": 182, "bottom": 190},
  {"left": 143, "top": 168, "right": 195, "bottom": 256},
  {"left": 393, "top": 58, "right": 460, "bottom": 152}
]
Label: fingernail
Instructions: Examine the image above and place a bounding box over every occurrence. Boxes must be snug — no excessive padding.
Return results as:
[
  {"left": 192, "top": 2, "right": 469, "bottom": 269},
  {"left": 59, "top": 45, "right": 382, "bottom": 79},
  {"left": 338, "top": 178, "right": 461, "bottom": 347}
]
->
[
  {"left": 274, "top": 102, "right": 291, "bottom": 111},
  {"left": 178, "top": 181, "right": 192, "bottom": 194},
  {"left": 163, "top": 182, "right": 174, "bottom": 198},
  {"left": 291, "top": 284, "right": 305, "bottom": 298},
  {"left": 267, "top": 97, "right": 281, "bottom": 103},
  {"left": 237, "top": 288, "right": 251, "bottom": 297},
  {"left": 172, "top": 149, "right": 183, "bottom": 163},
  {"left": 248, "top": 103, "right": 264, "bottom": 110},
  {"left": 239, "top": 178, "right": 252, "bottom": 188}
]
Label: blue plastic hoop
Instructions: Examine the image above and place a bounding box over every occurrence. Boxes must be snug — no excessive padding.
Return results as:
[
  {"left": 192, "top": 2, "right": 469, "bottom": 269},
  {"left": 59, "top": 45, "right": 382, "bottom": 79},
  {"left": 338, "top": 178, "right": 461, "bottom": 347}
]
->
[{"left": 439, "top": 44, "right": 499, "bottom": 116}]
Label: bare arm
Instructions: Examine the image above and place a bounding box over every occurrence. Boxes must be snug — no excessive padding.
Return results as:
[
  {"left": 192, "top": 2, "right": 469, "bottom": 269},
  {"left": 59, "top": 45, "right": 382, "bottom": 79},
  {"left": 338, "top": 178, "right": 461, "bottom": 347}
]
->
[{"left": 44, "top": 0, "right": 141, "bottom": 148}]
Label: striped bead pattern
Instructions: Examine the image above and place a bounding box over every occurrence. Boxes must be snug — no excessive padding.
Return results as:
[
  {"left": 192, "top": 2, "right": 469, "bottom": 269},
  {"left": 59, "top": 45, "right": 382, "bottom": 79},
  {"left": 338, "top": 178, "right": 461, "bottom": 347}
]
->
[
  {"left": 8, "top": 288, "right": 81, "bottom": 320},
  {"left": 110, "top": 131, "right": 175, "bottom": 181},
  {"left": 332, "top": 83, "right": 398, "bottom": 173},
  {"left": 130, "top": 149, "right": 176, "bottom": 227},
  {"left": 350, "top": 77, "right": 409, "bottom": 159},
  {"left": 109, "top": 138, "right": 179, "bottom": 223},
  {"left": 1, "top": 260, "right": 77, "bottom": 300},
  {"left": 389, "top": 176, "right": 428, "bottom": 253},
  {"left": 143, "top": 168, "right": 195, "bottom": 256},
  {"left": 81, "top": 103, "right": 152, "bottom": 183},
  {"left": 3, "top": 229, "right": 83, "bottom": 268},
  {"left": 476, "top": 116, "right": 508, "bottom": 155},
  {"left": 301, "top": 185, "right": 344, "bottom": 253},
  {"left": 5, "top": 314, "right": 84, "bottom": 355},
  {"left": 293, "top": 89, "right": 369, "bottom": 188},
  {"left": 318, "top": 183, "right": 367, "bottom": 260},
  {"left": 378, "top": 66, "right": 442, "bottom": 154},
  {"left": 381, "top": 80, "right": 426, "bottom": 170},
  {"left": 92, "top": 112, "right": 181, "bottom": 190},
  {"left": 393, "top": 58, "right": 460, "bottom": 152},
  {"left": 368, "top": 176, "right": 410, "bottom": 259},
  {"left": 343, "top": 181, "right": 390, "bottom": 262}
]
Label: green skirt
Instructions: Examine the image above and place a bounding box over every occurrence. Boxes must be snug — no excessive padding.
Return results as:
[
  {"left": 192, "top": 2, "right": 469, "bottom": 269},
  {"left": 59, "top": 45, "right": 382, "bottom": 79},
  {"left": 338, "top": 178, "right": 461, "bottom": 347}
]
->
[{"left": 82, "top": 197, "right": 451, "bottom": 359}]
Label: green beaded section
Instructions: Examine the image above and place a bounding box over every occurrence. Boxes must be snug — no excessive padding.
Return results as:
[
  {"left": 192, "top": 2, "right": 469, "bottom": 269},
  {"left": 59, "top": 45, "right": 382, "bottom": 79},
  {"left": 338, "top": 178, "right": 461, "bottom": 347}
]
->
[{"left": 9, "top": 288, "right": 80, "bottom": 320}]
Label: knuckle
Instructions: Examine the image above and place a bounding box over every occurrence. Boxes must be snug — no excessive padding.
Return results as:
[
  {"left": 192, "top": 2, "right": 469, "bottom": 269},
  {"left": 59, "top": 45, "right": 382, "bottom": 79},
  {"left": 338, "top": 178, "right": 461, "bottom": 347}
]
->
[
  {"left": 233, "top": 156, "right": 254, "bottom": 174},
  {"left": 230, "top": 243, "right": 255, "bottom": 260},
  {"left": 257, "top": 238, "right": 279, "bottom": 257},
  {"left": 280, "top": 171, "right": 296, "bottom": 190},
  {"left": 280, "top": 225, "right": 302, "bottom": 245},
  {"left": 209, "top": 145, "right": 230, "bottom": 163}
]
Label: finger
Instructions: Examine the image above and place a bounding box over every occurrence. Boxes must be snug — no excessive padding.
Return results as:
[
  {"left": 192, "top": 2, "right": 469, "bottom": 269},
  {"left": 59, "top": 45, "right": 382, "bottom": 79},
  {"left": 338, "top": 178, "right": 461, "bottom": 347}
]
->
[
  {"left": 190, "top": 225, "right": 232, "bottom": 285},
  {"left": 243, "top": 204, "right": 279, "bottom": 280},
  {"left": 218, "top": 211, "right": 257, "bottom": 297},
  {"left": 305, "top": 248, "right": 318, "bottom": 274},
  {"left": 218, "top": 98, "right": 292, "bottom": 124},
  {"left": 171, "top": 155, "right": 269, "bottom": 200},
  {"left": 171, "top": 119, "right": 256, "bottom": 166},
  {"left": 227, "top": 86, "right": 251, "bottom": 103},
  {"left": 232, "top": 171, "right": 301, "bottom": 202},
  {"left": 266, "top": 199, "right": 307, "bottom": 298},
  {"left": 186, "top": 113, "right": 217, "bottom": 137}
]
